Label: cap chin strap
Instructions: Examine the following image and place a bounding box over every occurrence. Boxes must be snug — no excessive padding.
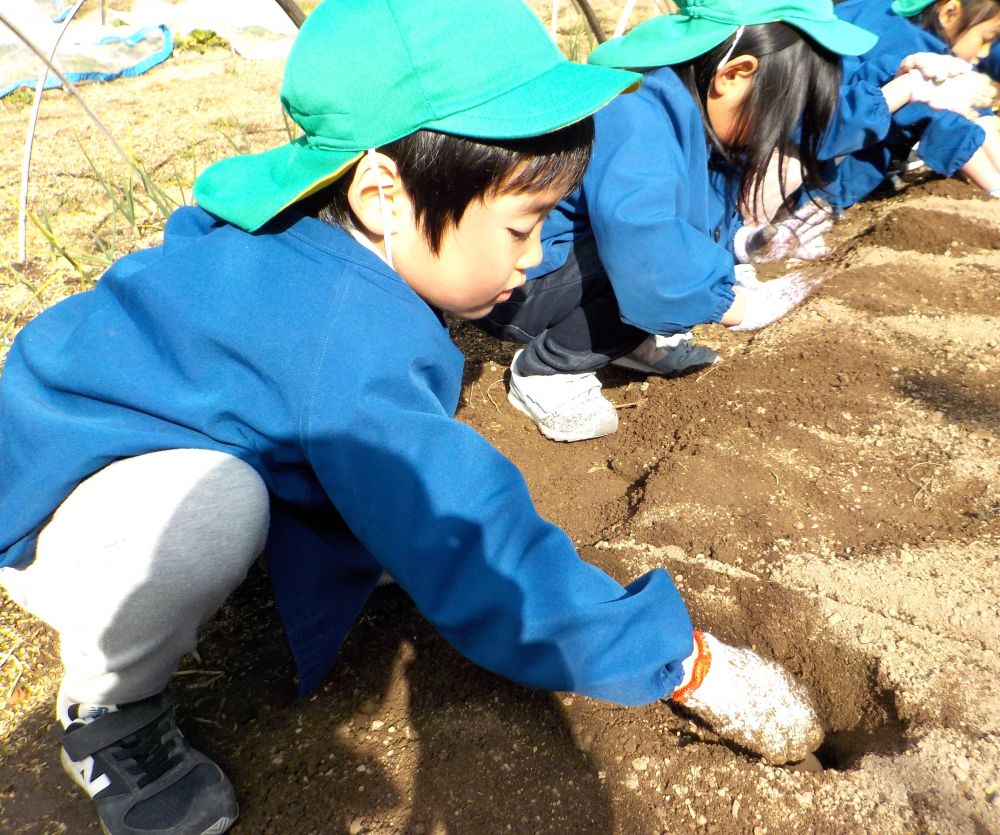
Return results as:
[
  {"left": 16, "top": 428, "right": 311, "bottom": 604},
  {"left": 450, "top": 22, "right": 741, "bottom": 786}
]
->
[
  {"left": 367, "top": 148, "right": 395, "bottom": 269},
  {"left": 716, "top": 25, "right": 747, "bottom": 73}
]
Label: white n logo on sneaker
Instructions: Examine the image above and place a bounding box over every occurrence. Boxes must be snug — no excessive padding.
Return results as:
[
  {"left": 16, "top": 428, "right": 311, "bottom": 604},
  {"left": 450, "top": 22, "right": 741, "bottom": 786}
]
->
[{"left": 61, "top": 749, "right": 111, "bottom": 797}]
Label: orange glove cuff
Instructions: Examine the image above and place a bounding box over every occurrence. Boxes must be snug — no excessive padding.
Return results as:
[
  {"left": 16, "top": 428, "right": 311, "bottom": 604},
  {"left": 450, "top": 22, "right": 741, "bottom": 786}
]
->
[{"left": 671, "top": 630, "right": 711, "bottom": 704}]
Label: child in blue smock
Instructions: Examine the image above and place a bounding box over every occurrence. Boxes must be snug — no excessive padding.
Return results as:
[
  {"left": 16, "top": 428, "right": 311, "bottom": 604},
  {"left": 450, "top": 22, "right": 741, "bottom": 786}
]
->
[
  {"left": 475, "top": 0, "right": 880, "bottom": 443},
  {"left": 826, "top": 0, "right": 1000, "bottom": 208},
  {"left": 0, "top": 2, "right": 825, "bottom": 833}
]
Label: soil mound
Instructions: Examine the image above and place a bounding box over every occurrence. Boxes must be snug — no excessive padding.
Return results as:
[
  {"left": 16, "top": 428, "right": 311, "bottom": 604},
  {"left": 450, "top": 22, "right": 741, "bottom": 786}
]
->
[{"left": 860, "top": 207, "right": 998, "bottom": 254}]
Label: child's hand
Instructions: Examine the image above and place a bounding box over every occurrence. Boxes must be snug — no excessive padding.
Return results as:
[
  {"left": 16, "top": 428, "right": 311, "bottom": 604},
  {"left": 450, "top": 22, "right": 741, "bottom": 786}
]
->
[
  {"left": 670, "top": 631, "right": 824, "bottom": 764},
  {"left": 899, "top": 52, "right": 974, "bottom": 82},
  {"left": 727, "top": 265, "right": 818, "bottom": 332},
  {"left": 734, "top": 202, "right": 832, "bottom": 265},
  {"left": 902, "top": 56, "right": 999, "bottom": 119}
]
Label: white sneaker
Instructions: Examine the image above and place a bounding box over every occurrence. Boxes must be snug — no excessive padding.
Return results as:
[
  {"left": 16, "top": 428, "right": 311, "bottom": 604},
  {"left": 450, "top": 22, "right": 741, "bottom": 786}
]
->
[
  {"left": 612, "top": 333, "right": 719, "bottom": 375},
  {"left": 906, "top": 143, "right": 925, "bottom": 172},
  {"left": 508, "top": 350, "right": 618, "bottom": 442}
]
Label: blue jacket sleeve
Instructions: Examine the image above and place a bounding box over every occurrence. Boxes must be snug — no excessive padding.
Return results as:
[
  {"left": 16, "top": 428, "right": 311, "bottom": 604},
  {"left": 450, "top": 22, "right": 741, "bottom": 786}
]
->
[
  {"left": 820, "top": 78, "right": 893, "bottom": 159},
  {"left": 583, "top": 82, "right": 736, "bottom": 334},
  {"left": 894, "top": 102, "right": 986, "bottom": 174},
  {"left": 304, "top": 312, "right": 694, "bottom": 706}
]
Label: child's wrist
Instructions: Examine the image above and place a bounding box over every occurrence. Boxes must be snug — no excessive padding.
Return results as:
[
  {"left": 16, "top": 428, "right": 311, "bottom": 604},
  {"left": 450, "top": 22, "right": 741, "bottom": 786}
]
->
[
  {"left": 720, "top": 286, "right": 747, "bottom": 327},
  {"left": 882, "top": 73, "right": 915, "bottom": 112}
]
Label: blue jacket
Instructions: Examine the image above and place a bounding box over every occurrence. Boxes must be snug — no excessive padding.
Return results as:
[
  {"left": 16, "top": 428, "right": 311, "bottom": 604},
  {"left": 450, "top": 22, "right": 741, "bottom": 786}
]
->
[
  {"left": 817, "top": 70, "right": 894, "bottom": 162},
  {"left": 530, "top": 66, "right": 738, "bottom": 335},
  {"left": 825, "top": 0, "right": 986, "bottom": 207},
  {"left": 0, "top": 206, "right": 693, "bottom": 702},
  {"left": 982, "top": 41, "right": 1000, "bottom": 81}
]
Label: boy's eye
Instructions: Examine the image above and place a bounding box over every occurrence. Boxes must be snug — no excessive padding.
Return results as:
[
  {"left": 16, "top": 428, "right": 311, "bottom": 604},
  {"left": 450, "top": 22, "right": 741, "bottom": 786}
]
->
[{"left": 509, "top": 228, "right": 532, "bottom": 242}]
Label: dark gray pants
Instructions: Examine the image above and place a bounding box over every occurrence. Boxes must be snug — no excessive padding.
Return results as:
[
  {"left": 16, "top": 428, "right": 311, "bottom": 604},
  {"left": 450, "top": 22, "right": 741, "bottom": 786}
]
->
[{"left": 475, "top": 237, "right": 647, "bottom": 376}]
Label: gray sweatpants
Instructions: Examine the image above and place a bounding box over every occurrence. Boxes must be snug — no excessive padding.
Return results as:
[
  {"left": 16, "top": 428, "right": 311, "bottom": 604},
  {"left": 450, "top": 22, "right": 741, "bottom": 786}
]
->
[{"left": 0, "top": 449, "right": 269, "bottom": 706}]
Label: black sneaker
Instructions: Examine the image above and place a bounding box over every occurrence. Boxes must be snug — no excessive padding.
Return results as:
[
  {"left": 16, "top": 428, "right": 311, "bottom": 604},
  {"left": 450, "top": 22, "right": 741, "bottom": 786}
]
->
[{"left": 60, "top": 691, "right": 238, "bottom": 835}]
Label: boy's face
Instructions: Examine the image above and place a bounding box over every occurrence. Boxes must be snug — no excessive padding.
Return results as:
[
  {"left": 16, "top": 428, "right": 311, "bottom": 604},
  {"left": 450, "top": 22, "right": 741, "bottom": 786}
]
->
[{"left": 393, "top": 183, "right": 567, "bottom": 320}]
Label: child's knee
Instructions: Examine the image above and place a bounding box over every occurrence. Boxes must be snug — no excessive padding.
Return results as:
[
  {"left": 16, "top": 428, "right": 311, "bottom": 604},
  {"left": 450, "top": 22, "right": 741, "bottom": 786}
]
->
[
  {"left": 37, "top": 449, "right": 268, "bottom": 583},
  {"left": 160, "top": 449, "right": 270, "bottom": 579}
]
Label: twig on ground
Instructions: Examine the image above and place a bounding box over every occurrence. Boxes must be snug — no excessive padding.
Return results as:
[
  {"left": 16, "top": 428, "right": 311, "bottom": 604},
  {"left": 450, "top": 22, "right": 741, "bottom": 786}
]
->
[
  {"left": 696, "top": 361, "right": 721, "bottom": 383},
  {"left": 0, "top": 639, "right": 23, "bottom": 674},
  {"left": 486, "top": 378, "right": 506, "bottom": 414},
  {"left": 172, "top": 669, "right": 226, "bottom": 677},
  {"left": 1, "top": 640, "right": 25, "bottom": 711},
  {"left": 906, "top": 461, "right": 939, "bottom": 510}
]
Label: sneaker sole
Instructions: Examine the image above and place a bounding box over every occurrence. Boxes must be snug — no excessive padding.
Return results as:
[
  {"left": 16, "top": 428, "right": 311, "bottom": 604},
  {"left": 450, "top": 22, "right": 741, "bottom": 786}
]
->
[
  {"left": 611, "top": 354, "right": 718, "bottom": 376},
  {"left": 99, "top": 818, "right": 236, "bottom": 835},
  {"left": 507, "top": 391, "right": 617, "bottom": 443}
]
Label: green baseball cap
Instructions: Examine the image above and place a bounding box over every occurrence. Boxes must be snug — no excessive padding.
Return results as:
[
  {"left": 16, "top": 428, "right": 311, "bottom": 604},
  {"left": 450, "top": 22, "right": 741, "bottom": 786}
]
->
[
  {"left": 588, "top": 0, "right": 879, "bottom": 69},
  {"left": 890, "top": 0, "right": 936, "bottom": 17},
  {"left": 195, "top": 0, "right": 640, "bottom": 232}
]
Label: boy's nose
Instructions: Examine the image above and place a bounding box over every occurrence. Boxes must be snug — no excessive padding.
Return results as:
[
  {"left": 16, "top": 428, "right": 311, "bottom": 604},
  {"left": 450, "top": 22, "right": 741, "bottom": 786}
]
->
[{"left": 516, "top": 231, "right": 544, "bottom": 271}]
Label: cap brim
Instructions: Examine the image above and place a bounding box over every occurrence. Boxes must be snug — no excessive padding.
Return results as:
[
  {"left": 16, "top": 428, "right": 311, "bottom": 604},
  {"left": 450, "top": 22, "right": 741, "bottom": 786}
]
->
[
  {"left": 589, "top": 13, "right": 880, "bottom": 68},
  {"left": 891, "top": 0, "right": 936, "bottom": 18},
  {"left": 589, "top": 16, "right": 739, "bottom": 68},
  {"left": 194, "top": 139, "right": 363, "bottom": 232},
  {"left": 195, "top": 63, "right": 640, "bottom": 233},
  {"left": 784, "top": 17, "right": 880, "bottom": 57},
  {"left": 426, "top": 61, "right": 642, "bottom": 138}
]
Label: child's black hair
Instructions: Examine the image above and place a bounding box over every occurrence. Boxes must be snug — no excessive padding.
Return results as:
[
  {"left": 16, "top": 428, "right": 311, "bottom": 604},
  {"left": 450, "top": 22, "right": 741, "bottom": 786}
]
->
[
  {"left": 300, "top": 119, "right": 594, "bottom": 253},
  {"left": 917, "top": 0, "right": 1000, "bottom": 44},
  {"left": 672, "top": 22, "right": 841, "bottom": 215}
]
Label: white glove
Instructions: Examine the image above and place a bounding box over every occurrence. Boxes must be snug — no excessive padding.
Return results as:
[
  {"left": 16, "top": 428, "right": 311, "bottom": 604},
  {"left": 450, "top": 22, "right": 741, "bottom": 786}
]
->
[
  {"left": 990, "top": 187, "right": 1000, "bottom": 199},
  {"left": 729, "top": 265, "right": 816, "bottom": 332},
  {"left": 670, "top": 631, "right": 824, "bottom": 764},
  {"left": 905, "top": 61, "right": 998, "bottom": 118},
  {"left": 900, "top": 51, "right": 974, "bottom": 82},
  {"left": 734, "top": 202, "right": 832, "bottom": 265}
]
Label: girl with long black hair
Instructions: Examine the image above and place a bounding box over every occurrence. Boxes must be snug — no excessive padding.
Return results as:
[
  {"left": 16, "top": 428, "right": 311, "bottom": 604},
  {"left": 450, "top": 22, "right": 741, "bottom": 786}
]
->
[{"left": 475, "top": 0, "right": 877, "bottom": 443}]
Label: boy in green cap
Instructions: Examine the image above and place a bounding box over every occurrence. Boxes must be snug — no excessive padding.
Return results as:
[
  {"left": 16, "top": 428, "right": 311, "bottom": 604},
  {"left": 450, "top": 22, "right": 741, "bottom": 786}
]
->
[{"left": 0, "top": 2, "right": 824, "bottom": 832}]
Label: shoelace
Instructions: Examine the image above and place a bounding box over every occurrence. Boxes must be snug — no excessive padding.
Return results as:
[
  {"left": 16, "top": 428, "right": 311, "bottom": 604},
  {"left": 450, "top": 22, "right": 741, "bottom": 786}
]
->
[{"left": 111, "top": 715, "right": 185, "bottom": 789}]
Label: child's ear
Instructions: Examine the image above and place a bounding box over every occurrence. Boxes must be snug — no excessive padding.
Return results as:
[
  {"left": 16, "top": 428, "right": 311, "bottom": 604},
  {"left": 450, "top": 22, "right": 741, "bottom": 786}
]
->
[
  {"left": 712, "top": 55, "right": 759, "bottom": 98},
  {"left": 347, "top": 151, "right": 408, "bottom": 238},
  {"left": 937, "top": 0, "right": 962, "bottom": 29}
]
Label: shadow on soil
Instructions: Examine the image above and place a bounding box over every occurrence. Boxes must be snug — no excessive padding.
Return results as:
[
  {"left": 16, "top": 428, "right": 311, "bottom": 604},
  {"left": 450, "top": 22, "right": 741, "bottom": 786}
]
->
[{"left": 898, "top": 371, "right": 1000, "bottom": 436}]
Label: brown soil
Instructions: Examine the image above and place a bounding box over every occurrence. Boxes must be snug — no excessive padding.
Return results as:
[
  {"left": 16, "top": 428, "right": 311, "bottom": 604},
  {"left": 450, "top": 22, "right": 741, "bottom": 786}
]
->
[
  {"left": 2, "top": 7, "right": 999, "bottom": 834},
  {"left": 855, "top": 206, "right": 998, "bottom": 255}
]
